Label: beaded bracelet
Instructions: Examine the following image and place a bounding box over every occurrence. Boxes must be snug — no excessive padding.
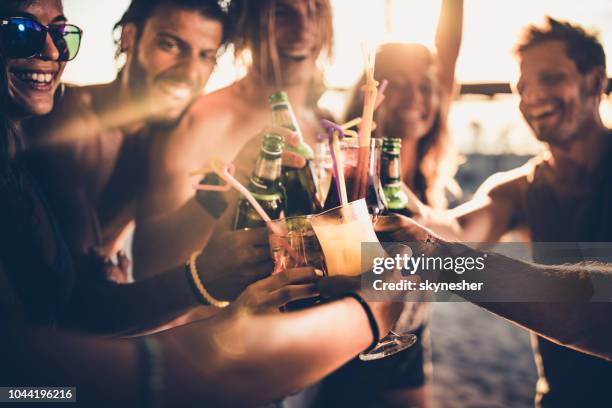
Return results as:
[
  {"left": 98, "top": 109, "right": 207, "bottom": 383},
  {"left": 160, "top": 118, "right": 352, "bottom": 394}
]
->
[
  {"left": 344, "top": 292, "right": 380, "bottom": 352},
  {"left": 188, "top": 250, "right": 230, "bottom": 308}
]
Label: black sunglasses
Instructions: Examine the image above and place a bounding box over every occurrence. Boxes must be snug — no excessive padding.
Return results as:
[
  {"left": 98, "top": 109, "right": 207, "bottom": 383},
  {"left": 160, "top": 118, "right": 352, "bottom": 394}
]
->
[{"left": 0, "top": 16, "right": 83, "bottom": 61}]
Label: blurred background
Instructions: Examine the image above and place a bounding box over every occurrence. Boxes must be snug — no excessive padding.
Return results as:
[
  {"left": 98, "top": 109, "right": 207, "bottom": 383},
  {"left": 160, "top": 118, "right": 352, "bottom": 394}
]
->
[
  {"left": 63, "top": 0, "right": 612, "bottom": 198},
  {"left": 61, "top": 1, "right": 612, "bottom": 406}
]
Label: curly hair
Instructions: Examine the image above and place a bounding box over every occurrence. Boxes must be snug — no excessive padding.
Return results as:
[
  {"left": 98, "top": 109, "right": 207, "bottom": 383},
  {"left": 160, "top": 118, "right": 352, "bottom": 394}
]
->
[{"left": 515, "top": 16, "right": 606, "bottom": 74}]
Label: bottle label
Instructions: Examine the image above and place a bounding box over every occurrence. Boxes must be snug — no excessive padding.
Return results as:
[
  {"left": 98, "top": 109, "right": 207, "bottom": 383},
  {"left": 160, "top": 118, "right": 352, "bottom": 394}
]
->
[{"left": 253, "top": 158, "right": 281, "bottom": 181}]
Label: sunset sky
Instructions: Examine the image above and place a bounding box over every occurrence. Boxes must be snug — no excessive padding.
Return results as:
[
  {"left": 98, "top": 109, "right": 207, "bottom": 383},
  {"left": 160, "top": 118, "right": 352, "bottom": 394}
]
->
[{"left": 61, "top": 0, "right": 612, "bottom": 154}]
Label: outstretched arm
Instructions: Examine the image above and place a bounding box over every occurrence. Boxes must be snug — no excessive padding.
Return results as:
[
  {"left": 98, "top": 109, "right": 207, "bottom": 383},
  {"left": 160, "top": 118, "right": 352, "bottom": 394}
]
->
[
  {"left": 376, "top": 215, "right": 612, "bottom": 361},
  {"left": 435, "top": 0, "right": 464, "bottom": 95},
  {"left": 62, "top": 227, "right": 274, "bottom": 335},
  {"left": 413, "top": 167, "right": 529, "bottom": 244},
  {"left": 2, "top": 269, "right": 401, "bottom": 407}
]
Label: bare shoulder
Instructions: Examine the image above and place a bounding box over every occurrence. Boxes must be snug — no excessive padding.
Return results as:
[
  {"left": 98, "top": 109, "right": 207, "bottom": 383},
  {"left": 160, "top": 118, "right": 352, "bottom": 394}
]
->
[{"left": 184, "top": 85, "right": 243, "bottom": 135}]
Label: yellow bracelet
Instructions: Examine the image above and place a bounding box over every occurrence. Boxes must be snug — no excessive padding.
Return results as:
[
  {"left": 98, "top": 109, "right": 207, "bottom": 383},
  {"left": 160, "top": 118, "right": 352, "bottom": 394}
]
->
[{"left": 189, "top": 251, "right": 230, "bottom": 308}]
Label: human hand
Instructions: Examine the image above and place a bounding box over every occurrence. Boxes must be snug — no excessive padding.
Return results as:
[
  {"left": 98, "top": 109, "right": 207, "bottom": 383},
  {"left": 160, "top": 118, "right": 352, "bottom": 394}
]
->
[
  {"left": 374, "top": 214, "right": 439, "bottom": 244},
  {"left": 231, "top": 267, "right": 323, "bottom": 313},
  {"left": 196, "top": 226, "right": 275, "bottom": 301}
]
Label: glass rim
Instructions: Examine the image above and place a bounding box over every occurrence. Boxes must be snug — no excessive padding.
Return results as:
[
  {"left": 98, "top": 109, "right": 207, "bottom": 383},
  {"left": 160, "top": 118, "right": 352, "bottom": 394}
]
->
[{"left": 311, "top": 198, "right": 368, "bottom": 220}]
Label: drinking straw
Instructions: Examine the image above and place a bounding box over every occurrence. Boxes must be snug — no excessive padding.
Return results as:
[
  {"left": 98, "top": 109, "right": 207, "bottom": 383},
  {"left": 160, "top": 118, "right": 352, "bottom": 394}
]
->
[
  {"left": 192, "top": 159, "right": 301, "bottom": 264},
  {"left": 192, "top": 158, "right": 272, "bottom": 223},
  {"left": 353, "top": 44, "right": 380, "bottom": 201},
  {"left": 358, "top": 43, "right": 379, "bottom": 147},
  {"left": 321, "top": 119, "right": 349, "bottom": 206},
  {"left": 341, "top": 117, "right": 362, "bottom": 131},
  {"left": 343, "top": 129, "right": 359, "bottom": 139},
  {"left": 340, "top": 78, "right": 387, "bottom": 134},
  {"left": 189, "top": 164, "right": 234, "bottom": 192}
]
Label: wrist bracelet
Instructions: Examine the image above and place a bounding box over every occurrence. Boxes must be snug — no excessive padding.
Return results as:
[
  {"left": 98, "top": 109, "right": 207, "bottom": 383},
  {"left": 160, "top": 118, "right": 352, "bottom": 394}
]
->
[
  {"left": 344, "top": 292, "right": 380, "bottom": 353},
  {"left": 138, "top": 337, "right": 164, "bottom": 408},
  {"left": 184, "top": 262, "right": 210, "bottom": 306},
  {"left": 188, "top": 251, "right": 230, "bottom": 308}
]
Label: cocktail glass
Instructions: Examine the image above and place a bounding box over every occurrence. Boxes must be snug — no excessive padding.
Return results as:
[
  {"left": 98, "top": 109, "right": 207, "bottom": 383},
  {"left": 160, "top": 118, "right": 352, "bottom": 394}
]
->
[{"left": 311, "top": 198, "right": 417, "bottom": 360}]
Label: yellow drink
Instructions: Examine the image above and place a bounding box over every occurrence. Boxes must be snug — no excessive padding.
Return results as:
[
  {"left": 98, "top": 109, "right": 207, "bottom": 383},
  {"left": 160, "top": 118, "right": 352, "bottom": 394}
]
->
[{"left": 311, "top": 199, "right": 384, "bottom": 276}]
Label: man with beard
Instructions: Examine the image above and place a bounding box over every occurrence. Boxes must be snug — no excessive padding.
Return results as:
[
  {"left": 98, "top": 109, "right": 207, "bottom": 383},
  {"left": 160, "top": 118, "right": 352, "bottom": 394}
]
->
[
  {"left": 412, "top": 17, "right": 612, "bottom": 407},
  {"left": 132, "top": 0, "right": 333, "bottom": 277},
  {"left": 22, "top": 0, "right": 257, "bottom": 283}
]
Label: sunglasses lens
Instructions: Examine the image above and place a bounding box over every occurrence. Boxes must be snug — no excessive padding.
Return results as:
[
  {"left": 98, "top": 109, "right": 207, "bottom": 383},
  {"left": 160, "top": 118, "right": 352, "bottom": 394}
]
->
[
  {"left": 0, "top": 18, "right": 45, "bottom": 58},
  {"left": 50, "top": 25, "right": 82, "bottom": 61}
]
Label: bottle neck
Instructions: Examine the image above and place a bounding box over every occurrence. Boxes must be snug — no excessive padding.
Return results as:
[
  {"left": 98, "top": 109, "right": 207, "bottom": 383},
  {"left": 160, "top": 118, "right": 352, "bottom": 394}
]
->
[
  {"left": 251, "top": 153, "right": 282, "bottom": 191},
  {"left": 271, "top": 105, "right": 300, "bottom": 134},
  {"left": 271, "top": 104, "right": 313, "bottom": 159}
]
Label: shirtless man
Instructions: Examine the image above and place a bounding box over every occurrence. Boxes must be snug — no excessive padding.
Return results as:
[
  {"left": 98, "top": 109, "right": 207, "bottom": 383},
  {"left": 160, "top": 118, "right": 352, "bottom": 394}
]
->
[
  {"left": 411, "top": 17, "right": 612, "bottom": 408},
  {"left": 21, "top": 0, "right": 275, "bottom": 285},
  {"left": 133, "top": 0, "right": 333, "bottom": 276}
]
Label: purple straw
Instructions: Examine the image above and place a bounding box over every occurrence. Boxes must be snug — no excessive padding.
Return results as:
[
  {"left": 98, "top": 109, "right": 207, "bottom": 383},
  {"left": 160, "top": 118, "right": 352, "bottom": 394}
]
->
[{"left": 321, "top": 119, "right": 347, "bottom": 202}]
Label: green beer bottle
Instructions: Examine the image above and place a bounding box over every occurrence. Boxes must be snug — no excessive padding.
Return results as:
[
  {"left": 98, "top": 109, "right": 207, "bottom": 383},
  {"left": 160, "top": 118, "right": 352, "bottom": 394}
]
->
[
  {"left": 234, "top": 132, "right": 285, "bottom": 230},
  {"left": 381, "top": 137, "right": 411, "bottom": 216},
  {"left": 269, "top": 91, "right": 322, "bottom": 216}
]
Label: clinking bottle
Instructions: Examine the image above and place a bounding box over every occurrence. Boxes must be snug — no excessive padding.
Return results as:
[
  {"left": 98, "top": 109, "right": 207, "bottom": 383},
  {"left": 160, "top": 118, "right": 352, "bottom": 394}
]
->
[
  {"left": 234, "top": 132, "right": 285, "bottom": 230},
  {"left": 269, "top": 91, "right": 322, "bottom": 216},
  {"left": 381, "top": 137, "right": 411, "bottom": 216}
]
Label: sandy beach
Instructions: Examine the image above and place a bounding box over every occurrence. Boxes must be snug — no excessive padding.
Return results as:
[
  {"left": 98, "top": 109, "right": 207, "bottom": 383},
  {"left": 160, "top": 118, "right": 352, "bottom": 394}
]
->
[{"left": 430, "top": 303, "right": 538, "bottom": 408}]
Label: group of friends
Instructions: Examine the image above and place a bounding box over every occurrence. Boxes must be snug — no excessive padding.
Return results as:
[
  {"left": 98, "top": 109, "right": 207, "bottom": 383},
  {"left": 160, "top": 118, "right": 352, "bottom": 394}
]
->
[{"left": 1, "top": 0, "right": 612, "bottom": 407}]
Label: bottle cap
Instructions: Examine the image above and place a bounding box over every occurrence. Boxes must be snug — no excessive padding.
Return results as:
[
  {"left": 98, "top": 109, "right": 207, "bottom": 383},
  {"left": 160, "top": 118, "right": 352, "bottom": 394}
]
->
[{"left": 382, "top": 137, "right": 402, "bottom": 152}]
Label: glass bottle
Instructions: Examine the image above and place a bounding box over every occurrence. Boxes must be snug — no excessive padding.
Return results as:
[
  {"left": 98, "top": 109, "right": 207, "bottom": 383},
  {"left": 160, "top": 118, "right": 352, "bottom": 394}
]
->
[
  {"left": 323, "top": 138, "right": 387, "bottom": 216},
  {"left": 234, "top": 132, "right": 285, "bottom": 230},
  {"left": 269, "top": 91, "right": 322, "bottom": 216},
  {"left": 381, "top": 137, "right": 411, "bottom": 216}
]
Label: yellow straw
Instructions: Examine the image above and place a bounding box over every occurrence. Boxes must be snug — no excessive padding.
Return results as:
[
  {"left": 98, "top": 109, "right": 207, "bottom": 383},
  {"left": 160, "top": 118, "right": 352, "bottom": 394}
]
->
[
  {"left": 341, "top": 117, "right": 362, "bottom": 130},
  {"left": 359, "top": 42, "right": 379, "bottom": 147}
]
